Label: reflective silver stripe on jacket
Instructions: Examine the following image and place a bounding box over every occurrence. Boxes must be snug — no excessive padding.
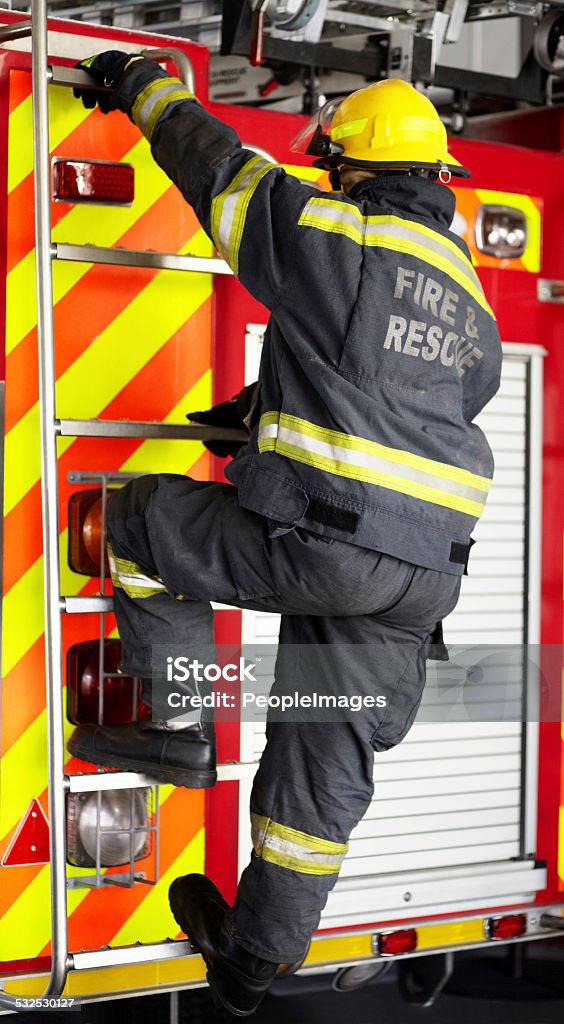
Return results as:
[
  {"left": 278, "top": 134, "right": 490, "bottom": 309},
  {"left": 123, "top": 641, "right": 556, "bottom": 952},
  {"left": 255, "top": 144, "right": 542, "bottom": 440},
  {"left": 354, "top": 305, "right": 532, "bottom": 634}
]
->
[
  {"left": 298, "top": 198, "right": 493, "bottom": 316},
  {"left": 258, "top": 413, "right": 491, "bottom": 518},
  {"left": 210, "top": 155, "right": 277, "bottom": 274},
  {"left": 131, "top": 77, "right": 196, "bottom": 140}
]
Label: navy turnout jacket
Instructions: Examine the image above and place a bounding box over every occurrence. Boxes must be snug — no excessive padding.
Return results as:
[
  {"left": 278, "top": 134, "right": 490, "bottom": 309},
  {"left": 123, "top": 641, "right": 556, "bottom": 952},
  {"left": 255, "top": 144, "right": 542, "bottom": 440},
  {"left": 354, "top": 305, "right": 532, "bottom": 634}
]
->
[{"left": 118, "top": 63, "right": 502, "bottom": 575}]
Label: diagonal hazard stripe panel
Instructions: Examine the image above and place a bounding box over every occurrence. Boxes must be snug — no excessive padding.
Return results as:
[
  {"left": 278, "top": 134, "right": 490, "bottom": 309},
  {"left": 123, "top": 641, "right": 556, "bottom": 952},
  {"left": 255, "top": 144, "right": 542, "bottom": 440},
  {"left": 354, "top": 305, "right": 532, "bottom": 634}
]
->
[
  {"left": 2, "top": 441, "right": 139, "bottom": 596},
  {"left": 1, "top": 69, "right": 212, "bottom": 966},
  {"left": 0, "top": 796, "right": 204, "bottom": 961},
  {"left": 50, "top": 256, "right": 209, "bottom": 410},
  {"left": 0, "top": 867, "right": 52, "bottom": 961},
  {"left": 119, "top": 373, "right": 212, "bottom": 474},
  {"left": 1, "top": 364, "right": 213, "bottom": 741},
  {"left": 109, "top": 829, "right": 205, "bottom": 948},
  {"left": 6, "top": 137, "right": 182, "bottom": 355},
  {"left": 4, "top": 266, "right": 213, "bottom": 516},
  {"left": 8, "top": 71, "right": 31, "bottom": 114},
  {"left": 7, "top": 84, "right": 89, "bottom": 193},
  {"left": 4, "top": 295, "right": 212, "bottom": 592},
  {"left": 2, "top": 558, "right": 51, "bottom": 680},
  {"left": 0, "top": 710, "right": 53, "bottom": 843},
  {"left": 6, "top": 200, "right": 206, "bottom": 433},
  {"left": 7, "top": 75, "right": 139, "bottom": 195},
  {"left": 1, "top": 366, "right": 213, "bottom": 831},
  {"left": 0, "top": 639, "right": 45, "bottom": 755},
  {"left": 0, "top": 865, "right": 42, "bottom": 921},
  {"left": 0, "top": 784, "right": 203, "bottom": 959},
  {"left": 7, "top": 106, "right": 140, "bottom": 274},
  {"left": 63, "top": 789, "right": 205, "bottom": 952}
]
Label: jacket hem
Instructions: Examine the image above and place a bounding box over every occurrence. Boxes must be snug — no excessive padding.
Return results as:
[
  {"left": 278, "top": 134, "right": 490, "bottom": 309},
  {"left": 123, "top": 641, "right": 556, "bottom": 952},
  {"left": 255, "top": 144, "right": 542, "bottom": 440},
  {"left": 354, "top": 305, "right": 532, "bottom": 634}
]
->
[{"left": 234, "top": 463, "right": 468, "bottom": 576}]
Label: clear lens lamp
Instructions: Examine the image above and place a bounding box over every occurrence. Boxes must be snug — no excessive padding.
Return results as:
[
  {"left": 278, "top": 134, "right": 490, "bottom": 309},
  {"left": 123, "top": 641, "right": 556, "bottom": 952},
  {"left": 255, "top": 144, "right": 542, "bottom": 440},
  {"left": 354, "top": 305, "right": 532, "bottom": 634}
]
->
[
  {"left": 66, "top": 789, "right": 152, "bottom": 868},
  {"left": 475, "top": 205, "right": 527, "bottom": 259}
]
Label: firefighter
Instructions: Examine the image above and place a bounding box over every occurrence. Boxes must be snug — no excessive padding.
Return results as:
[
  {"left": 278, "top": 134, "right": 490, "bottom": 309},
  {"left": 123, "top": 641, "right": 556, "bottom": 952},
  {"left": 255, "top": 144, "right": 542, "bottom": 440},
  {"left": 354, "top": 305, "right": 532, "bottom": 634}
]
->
[{"left": 69, "top": 55, "right": 502, "bottom": 1018}]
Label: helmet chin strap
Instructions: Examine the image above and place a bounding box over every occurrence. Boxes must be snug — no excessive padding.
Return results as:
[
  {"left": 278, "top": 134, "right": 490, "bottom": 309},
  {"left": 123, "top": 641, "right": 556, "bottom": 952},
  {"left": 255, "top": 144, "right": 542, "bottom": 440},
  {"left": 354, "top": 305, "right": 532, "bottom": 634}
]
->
[{"left": 334, "top": 166, "right": 440, "bottom": 191}]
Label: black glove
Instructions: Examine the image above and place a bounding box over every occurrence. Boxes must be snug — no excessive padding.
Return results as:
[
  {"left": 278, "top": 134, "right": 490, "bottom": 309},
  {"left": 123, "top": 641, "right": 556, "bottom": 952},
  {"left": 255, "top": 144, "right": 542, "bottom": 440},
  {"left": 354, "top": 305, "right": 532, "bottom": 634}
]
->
[
  {"left": 73, "top": 51, "right": 168, "bottom": 117},
  {"left": 187, "top": 400, "right": 249, "bottom": 458}
]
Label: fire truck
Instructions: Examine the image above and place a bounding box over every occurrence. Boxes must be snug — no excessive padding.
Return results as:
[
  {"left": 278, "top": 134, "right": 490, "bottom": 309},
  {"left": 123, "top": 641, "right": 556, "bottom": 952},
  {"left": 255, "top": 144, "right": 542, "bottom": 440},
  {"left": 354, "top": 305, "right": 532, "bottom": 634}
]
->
[{"left": 0, "top": 1, "right": 563, "bottom": 1010}]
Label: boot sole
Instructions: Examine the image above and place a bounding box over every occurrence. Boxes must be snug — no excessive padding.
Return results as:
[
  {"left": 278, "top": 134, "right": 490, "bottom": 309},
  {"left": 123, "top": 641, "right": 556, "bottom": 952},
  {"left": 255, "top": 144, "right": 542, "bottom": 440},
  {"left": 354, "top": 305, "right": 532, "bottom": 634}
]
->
[{"left": 67, "top": 735, "right": 217, "bottom": 789}]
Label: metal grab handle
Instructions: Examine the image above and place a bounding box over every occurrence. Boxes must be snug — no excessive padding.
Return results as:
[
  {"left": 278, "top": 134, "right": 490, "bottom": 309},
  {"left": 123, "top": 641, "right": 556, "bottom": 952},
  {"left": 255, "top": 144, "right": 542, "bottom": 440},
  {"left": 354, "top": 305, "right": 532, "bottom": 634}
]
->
[
  {"left": 140, "top": 47, "right": 196, "bottom": 93},
  {"left": 0, "top": 18, "right": 32, "bottom": 42},
  {"left": 539, "top": 913, "right": 564, "bottom": 931},
  {"left": 49, "top": 51, "right": 195, "bottom": 94},
  {"left": 249, "top": 0, "right": 270, "bottom": 67}
]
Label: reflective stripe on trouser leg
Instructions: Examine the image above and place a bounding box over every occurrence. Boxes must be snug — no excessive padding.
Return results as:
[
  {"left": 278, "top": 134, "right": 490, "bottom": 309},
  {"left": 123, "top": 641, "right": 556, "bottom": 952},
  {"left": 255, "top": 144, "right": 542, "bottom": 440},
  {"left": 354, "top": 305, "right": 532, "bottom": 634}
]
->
[
  {"left": 251, "top": 814, "right": 348, "bottom": 875},
  {"left": 108, "top": 544, "right": 168, "bottom": 599}
]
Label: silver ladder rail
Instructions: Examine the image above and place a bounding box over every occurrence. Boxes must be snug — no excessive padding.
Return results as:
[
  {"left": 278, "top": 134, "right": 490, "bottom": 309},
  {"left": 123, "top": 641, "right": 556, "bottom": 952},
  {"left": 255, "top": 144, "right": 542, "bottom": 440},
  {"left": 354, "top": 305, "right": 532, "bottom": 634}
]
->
[
  {"left": 28, "top": 0, "right": 69, "bottom": 1004},
  {"left": 0, "top": 6, "right": 249, "bottom": 1008}
]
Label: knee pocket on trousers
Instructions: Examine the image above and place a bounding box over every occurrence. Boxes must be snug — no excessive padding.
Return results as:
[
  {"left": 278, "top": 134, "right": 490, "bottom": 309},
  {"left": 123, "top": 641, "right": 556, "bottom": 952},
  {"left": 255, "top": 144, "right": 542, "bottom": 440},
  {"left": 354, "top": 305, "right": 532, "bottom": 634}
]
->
[
  {"left": 368, "top": 641, "right": 427, "bottom": 752},
  {"left": 370, "top": 701, "right": 423, "bottom": 752}
]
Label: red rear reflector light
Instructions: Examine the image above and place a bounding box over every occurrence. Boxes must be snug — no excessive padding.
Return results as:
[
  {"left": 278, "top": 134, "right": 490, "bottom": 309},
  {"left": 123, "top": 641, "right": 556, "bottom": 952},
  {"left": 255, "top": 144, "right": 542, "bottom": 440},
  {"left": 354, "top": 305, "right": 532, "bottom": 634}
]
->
[
  {"left": 376, "top": 928, "right": 418, "bottom": 956},
  {"left": 53, "top": 158, "right": 134, "bottom": 205},
  {"left": 68, "top": 488, "right": 111, "bottom": 576},
  {"left": 67, "top": 639, "right": 149, "bottom": 727},
  {"left": 485, "top": 913, "right": 527, "bottom": 940}
]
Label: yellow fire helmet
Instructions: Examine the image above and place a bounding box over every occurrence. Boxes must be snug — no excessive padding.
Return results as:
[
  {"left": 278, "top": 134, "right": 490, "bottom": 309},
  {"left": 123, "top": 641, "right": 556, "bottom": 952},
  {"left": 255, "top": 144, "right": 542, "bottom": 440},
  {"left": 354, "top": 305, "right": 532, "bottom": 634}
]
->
[{"left": 290, "top": 79, "right": 470, "bottom": 180}]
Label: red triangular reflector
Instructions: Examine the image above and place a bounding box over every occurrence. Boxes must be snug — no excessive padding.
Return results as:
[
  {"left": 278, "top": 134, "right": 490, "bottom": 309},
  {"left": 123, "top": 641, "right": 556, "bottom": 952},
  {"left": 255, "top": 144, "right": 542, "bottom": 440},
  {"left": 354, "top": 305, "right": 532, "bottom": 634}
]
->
[{"left": 1, "top": 799, "right": 50, "bottom": 866}]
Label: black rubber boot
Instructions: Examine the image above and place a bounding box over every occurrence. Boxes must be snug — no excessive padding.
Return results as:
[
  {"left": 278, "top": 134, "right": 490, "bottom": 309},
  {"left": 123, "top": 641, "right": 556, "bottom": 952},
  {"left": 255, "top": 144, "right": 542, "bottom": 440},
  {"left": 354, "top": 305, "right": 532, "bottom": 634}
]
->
[
  {"left": 169, "top": 874, "right": 281, "bottom": 1017},
  {"left": 67, "top": 719, "right": 217, "bottom": 788}
]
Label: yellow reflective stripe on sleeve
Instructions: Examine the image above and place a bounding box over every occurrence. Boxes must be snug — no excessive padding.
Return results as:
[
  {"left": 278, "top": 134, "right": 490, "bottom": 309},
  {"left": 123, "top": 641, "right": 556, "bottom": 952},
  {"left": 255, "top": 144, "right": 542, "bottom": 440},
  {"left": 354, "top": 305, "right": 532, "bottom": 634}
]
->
[
  {"left": 258, "top": 412, "right": 491, "bottom": 518},
  {"left": 298, "top": 198, "right": 493, "bottom": 317},
  {"left": 210, "top": 155, "right": 277, "bottom": 275},
  {"left": 251, "top": 813, "right": 348, "bottom": 876},
  {"left": 108, "top": 547, "right": 167, "bottom": 599},
  {"left": 131, "top": 77, "right": 196, "bottom": 140}
]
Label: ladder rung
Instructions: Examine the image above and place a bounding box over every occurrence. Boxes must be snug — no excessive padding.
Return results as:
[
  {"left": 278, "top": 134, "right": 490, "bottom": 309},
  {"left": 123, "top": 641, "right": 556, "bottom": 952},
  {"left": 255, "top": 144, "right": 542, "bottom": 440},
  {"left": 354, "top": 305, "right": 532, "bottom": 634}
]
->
[
  {"left": 67, "top": 772, "right": 159, "bottom": 793},
  {"left": 61, "top": 596, "right": 113, "bottom": 614},
  {"left": 57, "top": 419, "right": 248, "bottom": 441},
  {"left": 53, "top": 242, "right": 233, "bottom": 276},
  {"left": 217, "top": 761, "right": 259, "bottom": 781},
  {"left": 67, "top": 762, "right": 259, "bottom": 793},
  {"left": 61, "top": 592, "right": 234, "bottom": 617},
  {"left": 72, "top": 939, "right": 194, "bottom": 971},
  {"left": 48, "top": 66, "right": 114, "bottom": 90},
  {"left": 68, "top": 471, "right": 146, "bottom": 486}
]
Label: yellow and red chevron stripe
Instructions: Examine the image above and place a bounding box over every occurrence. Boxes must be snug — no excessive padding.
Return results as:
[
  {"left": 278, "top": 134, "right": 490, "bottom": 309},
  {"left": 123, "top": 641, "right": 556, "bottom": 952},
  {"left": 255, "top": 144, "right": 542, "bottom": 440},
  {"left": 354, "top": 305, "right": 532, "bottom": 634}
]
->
[{"left": 0, "top": 70, "right": 213, "bottom": 967}]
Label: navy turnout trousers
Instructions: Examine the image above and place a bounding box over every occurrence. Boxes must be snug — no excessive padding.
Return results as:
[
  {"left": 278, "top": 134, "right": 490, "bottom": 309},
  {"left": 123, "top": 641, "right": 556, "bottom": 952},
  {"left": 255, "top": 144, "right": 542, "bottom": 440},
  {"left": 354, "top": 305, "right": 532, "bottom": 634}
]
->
[{"left": 107, "top": 473, "right": 461, "bottom": 963}]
